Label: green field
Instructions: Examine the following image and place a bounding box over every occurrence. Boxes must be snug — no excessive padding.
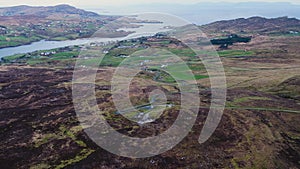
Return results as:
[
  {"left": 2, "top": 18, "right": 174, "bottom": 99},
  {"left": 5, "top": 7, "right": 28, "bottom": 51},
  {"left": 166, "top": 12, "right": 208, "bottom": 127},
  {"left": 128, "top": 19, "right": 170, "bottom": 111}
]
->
[
  {"left": 218, "top": 50, "right": 255, "bottom": 57},
  {"left": 0, "top": 35, "right": 42, "bottom": 48}
]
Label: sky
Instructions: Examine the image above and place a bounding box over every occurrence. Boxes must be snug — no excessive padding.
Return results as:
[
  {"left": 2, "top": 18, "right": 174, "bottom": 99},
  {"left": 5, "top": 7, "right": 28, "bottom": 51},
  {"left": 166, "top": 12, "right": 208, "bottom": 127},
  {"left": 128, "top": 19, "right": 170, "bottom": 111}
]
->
[
  {"left": 1, "top": 0, "right": 299, "bottom": 25},
  {"left": 0, "top": 0, "right": 300, "bottom": 7}
]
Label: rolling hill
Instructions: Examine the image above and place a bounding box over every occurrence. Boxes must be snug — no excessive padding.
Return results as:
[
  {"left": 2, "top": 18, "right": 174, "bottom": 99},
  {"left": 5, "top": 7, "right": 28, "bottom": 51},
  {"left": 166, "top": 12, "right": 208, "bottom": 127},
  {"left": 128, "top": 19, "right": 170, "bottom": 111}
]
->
[
  {"left": 0, "top": 5, "right": 117, "bottom": 48},
  {"left": 0, "top": 4, "right": 99, "bottom": 18},
  {"left": 201, "top": 16, "right": 300, "bottom": 35},
  {"left": 0, "top": 4, "right": 117, "bottom": 26}
]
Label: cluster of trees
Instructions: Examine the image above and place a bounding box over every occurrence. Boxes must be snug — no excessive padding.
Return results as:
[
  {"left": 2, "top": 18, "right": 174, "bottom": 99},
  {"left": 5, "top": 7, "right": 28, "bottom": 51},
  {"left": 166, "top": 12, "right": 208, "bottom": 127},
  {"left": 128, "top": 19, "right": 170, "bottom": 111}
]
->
[{"left": 211, "top": 34, "right": 252, "bottom": 49}]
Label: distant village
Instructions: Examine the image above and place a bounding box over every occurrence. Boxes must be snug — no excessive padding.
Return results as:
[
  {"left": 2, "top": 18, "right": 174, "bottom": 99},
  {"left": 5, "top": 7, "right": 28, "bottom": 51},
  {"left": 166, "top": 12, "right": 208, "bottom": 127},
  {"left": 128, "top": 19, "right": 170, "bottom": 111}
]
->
[{"left": 0, "top": 20, "right": 106, "bottom": 40}]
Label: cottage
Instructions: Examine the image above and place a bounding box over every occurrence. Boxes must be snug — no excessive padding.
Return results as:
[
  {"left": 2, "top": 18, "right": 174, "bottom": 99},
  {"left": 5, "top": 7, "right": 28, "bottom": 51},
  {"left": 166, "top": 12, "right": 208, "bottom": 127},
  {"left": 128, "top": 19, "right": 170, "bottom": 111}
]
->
[
  {"left": 161, "top": 64, "right": 168, "bottom": 68},
  {"left": 117, "top": 54, "right": 129, "bottom": 58},
  {"left": 0, "top": 26, "right": 7, "bottom": 35}
]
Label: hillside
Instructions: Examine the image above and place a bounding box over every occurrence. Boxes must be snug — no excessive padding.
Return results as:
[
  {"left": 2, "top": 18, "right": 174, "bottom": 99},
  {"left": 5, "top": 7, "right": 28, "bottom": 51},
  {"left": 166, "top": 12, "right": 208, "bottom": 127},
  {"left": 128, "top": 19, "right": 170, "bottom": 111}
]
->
[
  {"left": 0, "top": 50, "right": 300, "bottom": 169},
  {"left": 0, "top": 63, "right": 299, "bottom": 169},
  {"left": 0, "top": 4, "right": 99, "bottom": 19},
  {"left": 0, "top": 26, "right": 300, "bottom": 168},
  {"left": 0, "top": 4, "right": 117, "bottom": 26},
  {"left": 201, "top": 16, "right": 300, "bottom": 35},
  {"left": 0, "top": 5, "right": 118, "bottom": 48}
]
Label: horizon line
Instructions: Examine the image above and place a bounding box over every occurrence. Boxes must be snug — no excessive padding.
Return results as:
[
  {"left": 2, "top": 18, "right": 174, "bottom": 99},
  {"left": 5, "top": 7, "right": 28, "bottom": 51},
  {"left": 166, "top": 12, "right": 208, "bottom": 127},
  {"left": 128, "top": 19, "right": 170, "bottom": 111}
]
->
[{"left": 1, "top": 1, "right": 300, "bottom": 8}]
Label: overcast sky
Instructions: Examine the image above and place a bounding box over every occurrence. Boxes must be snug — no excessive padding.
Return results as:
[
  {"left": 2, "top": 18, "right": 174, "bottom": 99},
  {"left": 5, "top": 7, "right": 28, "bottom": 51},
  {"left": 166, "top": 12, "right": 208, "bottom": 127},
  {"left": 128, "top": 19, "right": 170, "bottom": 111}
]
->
[
  {"left": 0, "top": 0, "right": 299, "bottom": 7},
  {"left": 1, "top": 0, "right": 299, "bottom": 24}
]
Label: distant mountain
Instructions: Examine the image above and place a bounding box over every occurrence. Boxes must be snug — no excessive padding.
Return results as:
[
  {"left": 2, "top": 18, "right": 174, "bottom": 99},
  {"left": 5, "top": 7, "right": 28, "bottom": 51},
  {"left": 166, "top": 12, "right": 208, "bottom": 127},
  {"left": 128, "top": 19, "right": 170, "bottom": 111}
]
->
[
  {"left": 0, "top": 4, "right": 100, "bottom": 18},
  {"left": 201, "top": 16, "right": 300, "bottom": 35}
]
